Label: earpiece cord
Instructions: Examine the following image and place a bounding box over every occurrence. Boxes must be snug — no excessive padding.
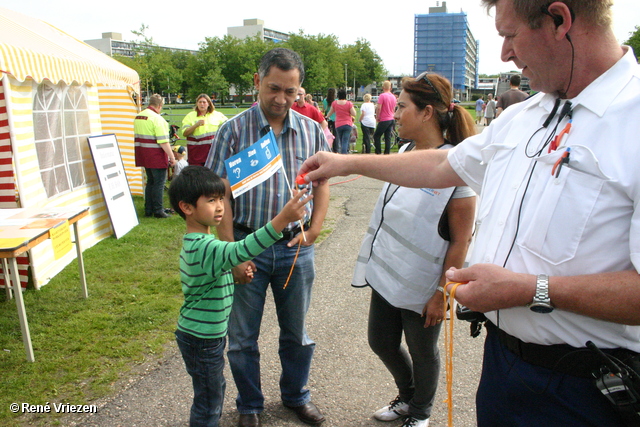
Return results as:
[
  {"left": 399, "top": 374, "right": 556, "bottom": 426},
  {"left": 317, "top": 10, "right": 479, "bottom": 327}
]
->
[{"left": 559, "top": 35, "right": 575, "bottom": 99}]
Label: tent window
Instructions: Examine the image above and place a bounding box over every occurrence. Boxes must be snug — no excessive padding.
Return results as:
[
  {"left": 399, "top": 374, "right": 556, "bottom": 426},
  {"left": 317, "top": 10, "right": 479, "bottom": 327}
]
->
[{"left": 33, "top": 83, "right": 90, "bottom": 198}]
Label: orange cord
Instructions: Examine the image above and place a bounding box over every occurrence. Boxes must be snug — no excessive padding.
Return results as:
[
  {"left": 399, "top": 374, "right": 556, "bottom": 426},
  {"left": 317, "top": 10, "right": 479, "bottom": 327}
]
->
[
  {"left": 283, "top": 231, "right": 302, "bottom": 290},
  {"left": 443, "top": 281, "right": 465, "bottom": 427},
  {"left": 283, "top": 183, "right": 305, "bottom": 289}
]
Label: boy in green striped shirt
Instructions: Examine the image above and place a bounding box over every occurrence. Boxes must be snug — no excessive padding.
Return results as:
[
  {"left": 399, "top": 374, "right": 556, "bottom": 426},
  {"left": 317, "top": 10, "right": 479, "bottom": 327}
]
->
[{"left": 168, "top": 166, "right": 311, "bottom": 427}]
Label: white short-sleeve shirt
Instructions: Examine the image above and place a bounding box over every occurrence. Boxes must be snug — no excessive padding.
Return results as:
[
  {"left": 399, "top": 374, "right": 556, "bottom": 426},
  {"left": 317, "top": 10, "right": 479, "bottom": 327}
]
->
[{"left": 448, "top": 47, "right": 640, "bottom": 350}]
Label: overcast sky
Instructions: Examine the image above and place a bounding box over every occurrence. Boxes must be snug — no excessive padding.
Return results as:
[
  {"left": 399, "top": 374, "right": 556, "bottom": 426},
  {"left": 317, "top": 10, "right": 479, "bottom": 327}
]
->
[{"left": 1, "top": 0, "right": 637, "bottom": 76}]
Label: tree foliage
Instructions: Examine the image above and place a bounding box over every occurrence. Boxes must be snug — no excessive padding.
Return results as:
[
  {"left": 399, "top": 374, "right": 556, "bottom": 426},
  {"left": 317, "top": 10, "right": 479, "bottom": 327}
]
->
[
  {"left": 115, "top": 25, "right": 388, "bottom": 103},
  {"left": 625, "top": 26, "right": 640, "bottom": 62}
]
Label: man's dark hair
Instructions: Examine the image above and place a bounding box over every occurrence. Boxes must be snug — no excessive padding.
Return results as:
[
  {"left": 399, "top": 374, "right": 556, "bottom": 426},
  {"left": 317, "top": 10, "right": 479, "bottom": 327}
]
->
[
  {"left": 258, "top": 48, "right": 305, "bottom": 83},
  {"left": 169, "top": 166, "right": 226, "bottom": 219},
  {"left": 510, "top": 74, "right": 522, "bottom": 87}
]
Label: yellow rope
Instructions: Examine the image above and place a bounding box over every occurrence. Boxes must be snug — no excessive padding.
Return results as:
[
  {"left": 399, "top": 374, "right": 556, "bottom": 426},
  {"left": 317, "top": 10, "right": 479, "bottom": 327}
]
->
[{"left": 443, "top": 281, "right": 465, "bottom": 427}]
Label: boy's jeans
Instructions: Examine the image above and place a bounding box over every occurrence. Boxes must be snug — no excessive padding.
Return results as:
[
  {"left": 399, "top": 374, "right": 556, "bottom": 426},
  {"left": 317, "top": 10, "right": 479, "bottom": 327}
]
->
[{"left": 176, "top": 330, "right": 226, "bottom": 427}]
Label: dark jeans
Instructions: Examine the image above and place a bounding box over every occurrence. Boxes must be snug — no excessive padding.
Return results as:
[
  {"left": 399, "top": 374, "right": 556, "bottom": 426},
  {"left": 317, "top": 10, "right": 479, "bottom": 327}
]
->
[
  {"left": 228, "top": 231, "right": 316, "bottom": 413},
  {"left": 368, "top": 290, "right": 441, "bottom": 420},
  {"left": 176, "top": 330, "right": 226, "bottom": 427},
  {"left": 476, "top": 326, "right": 626, "bottom": 427},
  {"left": 374, "top": 120, "right": 395, "bottom": 154},
  {"left": 361, "top": 124, "right": 374, "bottom": 153},
  {"left": 336, "top": 124, "right": 352, "bottom": 155},
  {"left": 144, "top": 167, "right": 167, "bottom": 215}
]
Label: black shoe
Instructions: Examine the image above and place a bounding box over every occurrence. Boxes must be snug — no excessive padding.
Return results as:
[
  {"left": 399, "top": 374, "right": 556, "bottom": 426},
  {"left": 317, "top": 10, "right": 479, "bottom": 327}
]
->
[
  {"left": 284, "top": 402, "right": 325, "bottom": 425},
  {"left": 153, "top": 211, "right": 169, "bottom": 218},
  {"left": 238, "top": 413, "right": 261, "bottom": 427}
]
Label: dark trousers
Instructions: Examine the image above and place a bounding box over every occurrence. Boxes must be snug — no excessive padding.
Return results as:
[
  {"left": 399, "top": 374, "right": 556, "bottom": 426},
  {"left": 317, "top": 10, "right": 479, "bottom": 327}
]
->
[
  {"left": 176, "top": 330, "right": 226, "bottom": 427},
  {"left": 374, "top": 120, "right": 395, "bottom": 154},
  {"left": 361, "top": 124, "right": 374, "bottom": 153},
  {"left": 476, "top": 326, "right": 626, "bottom": 427},
  {"left": 144, "top": 167, "right": 167, "bottom": 216},
  {"left": 367, "top": 290, "right": 441, "bottom": 420}
]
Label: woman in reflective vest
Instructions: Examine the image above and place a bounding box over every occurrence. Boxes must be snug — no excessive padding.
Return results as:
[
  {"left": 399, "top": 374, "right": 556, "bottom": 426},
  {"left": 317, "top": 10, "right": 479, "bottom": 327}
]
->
[
  {"left": 352, "top": 73, "right": 477, "bottom": 427},
  {"left": 181, "top": 93, "right": 228, "bottom": 166}
]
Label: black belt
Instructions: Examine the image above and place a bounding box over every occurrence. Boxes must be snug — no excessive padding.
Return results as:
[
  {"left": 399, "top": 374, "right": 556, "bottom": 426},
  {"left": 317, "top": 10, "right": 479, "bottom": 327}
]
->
[
  {"left": 233, "top": 222, "right": 310, "bottom": 242},
  {"left": 486, "top": 321, "right": 639, "bottom": 378}
]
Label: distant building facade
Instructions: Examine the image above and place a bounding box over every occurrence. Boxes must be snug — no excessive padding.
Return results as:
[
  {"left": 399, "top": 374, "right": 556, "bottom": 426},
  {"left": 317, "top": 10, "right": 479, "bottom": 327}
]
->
[
  {"left": 84, "top": 32, "right": 197, "bottom": 58},
  {"left": 414, "top": 1, "right": 479, "bottom": 101},
  {"left": 227, "top": 19, "right": 290, "bottom": 43}
]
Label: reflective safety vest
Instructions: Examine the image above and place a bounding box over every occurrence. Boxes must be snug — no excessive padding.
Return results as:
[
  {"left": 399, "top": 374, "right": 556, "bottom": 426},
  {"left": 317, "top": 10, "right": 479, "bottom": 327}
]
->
[
  {"left": 181, "top": 110, "right": 228, "bottom": 166},
  {"left": 134, "top": 108, "right": 170, "bottom": 169},
  {"left": 352, "top": 144, "right": 455, "bottom": 314}
]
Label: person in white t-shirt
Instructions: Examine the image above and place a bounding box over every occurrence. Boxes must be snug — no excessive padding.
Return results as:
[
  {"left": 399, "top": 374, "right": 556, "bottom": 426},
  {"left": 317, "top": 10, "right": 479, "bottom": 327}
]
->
[{"left": 359, "top": 93, "right": 376, "bottom": 153}]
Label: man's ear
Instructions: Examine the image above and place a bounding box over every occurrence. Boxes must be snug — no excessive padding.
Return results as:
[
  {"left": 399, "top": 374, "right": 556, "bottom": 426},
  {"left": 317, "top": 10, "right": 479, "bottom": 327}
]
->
[{"left": 253, "top": 73, "right": 260, "bottom": 91}]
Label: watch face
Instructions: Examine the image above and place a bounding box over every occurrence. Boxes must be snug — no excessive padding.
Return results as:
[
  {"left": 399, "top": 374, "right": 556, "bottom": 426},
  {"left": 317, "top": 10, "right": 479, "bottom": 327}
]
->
[{"left": 529, "top": 303, "right": 554, "bottom": 314}]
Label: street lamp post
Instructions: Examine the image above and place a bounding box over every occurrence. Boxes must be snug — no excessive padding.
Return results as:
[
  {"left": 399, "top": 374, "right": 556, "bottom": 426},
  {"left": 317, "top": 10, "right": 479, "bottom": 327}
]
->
[{"left": 344, "top": 63, "right": 348, "bottom": 91}]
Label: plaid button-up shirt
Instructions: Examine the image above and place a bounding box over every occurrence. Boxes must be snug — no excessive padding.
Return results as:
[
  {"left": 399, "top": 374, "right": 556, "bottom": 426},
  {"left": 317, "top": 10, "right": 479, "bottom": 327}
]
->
[{"left": 205, "top": 105, "right": 330, "bottom": 231}]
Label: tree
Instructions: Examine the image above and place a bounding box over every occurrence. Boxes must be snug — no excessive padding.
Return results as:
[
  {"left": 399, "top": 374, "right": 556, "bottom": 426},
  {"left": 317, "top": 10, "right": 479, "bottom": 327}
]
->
[
  {"left": 284, "top": 32, "right": 342, "bottom": 94},
  {"left": 625, "top": 26, "right": 640, "bottom": 62},
  {"left": 201, "top": 35, "right": 268, "bottom": 103}
]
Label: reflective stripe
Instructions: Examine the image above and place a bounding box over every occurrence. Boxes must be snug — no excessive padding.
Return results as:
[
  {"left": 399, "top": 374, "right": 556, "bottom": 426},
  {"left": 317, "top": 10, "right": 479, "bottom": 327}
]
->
[{"left": 378, "top": 222, "right": 443, "bottom": 265}]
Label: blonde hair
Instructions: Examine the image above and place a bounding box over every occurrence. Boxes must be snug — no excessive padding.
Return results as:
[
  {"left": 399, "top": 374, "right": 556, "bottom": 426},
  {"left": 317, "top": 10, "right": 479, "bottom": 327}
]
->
[{"left": 363, "top": 93, "right": 372, "bottom": 102}]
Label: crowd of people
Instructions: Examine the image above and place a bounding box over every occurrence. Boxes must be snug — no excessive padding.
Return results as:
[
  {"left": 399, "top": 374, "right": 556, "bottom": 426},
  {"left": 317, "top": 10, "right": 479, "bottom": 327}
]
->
[{"left": 132, "top": 1, "right": 640, "bottom": 425}]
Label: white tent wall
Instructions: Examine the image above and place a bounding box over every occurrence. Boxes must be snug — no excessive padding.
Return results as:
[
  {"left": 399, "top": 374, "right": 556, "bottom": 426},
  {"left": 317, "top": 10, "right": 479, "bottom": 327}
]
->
[
  {"left": 0, "top": 6, "right": 142, "bottom": 290},
  {"left": 4, "top": 75, "right": 116, "bottom": 289},
  {"left": 97, "top": 86, "right": 143, "bottom": 196}
]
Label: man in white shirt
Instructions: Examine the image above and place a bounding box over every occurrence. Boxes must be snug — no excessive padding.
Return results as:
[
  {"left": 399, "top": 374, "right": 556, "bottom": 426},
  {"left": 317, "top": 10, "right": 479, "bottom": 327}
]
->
[{"left": 299, "top": 1, "right": 640, "bottom": 425}]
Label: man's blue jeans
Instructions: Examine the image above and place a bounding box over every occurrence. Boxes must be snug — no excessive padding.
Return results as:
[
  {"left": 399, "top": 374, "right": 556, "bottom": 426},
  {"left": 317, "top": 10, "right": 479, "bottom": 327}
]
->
[
  {"left": 144, "top": 167, "right": 167, "bottom": 216},
  {"left": 176, "top": 330, "right": 226, "bottom": 427},
  {"left": 228, "top": 234, "right": 316, "bottom": 414}
]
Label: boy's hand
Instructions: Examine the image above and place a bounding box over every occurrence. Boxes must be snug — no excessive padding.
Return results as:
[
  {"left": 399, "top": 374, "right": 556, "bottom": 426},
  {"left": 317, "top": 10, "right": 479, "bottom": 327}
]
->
[{"left": 272, "top": 189, "right": 313, "bottom": 232}]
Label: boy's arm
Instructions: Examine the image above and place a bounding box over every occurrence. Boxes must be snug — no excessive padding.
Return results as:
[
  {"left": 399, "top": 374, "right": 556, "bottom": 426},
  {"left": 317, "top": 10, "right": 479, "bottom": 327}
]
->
[{"left": 207, "top": 224, "right": 282, "bottom": 276}]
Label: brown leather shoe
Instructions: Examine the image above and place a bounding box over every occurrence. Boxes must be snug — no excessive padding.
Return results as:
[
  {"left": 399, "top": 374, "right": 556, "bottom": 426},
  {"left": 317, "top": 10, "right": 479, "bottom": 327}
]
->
[
  {"left": 284, "top": 402, "right": 325, "bottom": 425},
  {"left": 238, "top": 413, "right": 261, "bottom": 427}
]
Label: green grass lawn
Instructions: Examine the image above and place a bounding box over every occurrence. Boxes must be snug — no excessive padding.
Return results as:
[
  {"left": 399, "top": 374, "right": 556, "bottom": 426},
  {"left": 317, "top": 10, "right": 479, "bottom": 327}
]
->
[{"left": 0, "top": 196, "right": 185, "bottom": 425}]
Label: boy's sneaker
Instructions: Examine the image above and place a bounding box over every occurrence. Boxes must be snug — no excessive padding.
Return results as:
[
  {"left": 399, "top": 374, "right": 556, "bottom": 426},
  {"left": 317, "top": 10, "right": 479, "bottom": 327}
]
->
[
  {"left": 373, "top": 396, "right": 409, "bottom": 421},
  {"left": 401, "top": 416, "right": 430, "bottom": 427}
]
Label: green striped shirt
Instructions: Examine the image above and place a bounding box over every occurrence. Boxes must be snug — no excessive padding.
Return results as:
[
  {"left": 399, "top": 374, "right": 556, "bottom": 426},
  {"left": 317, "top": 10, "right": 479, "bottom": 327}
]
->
[{"left": 177, "top": 223, "right": 281, "bottom": 339}]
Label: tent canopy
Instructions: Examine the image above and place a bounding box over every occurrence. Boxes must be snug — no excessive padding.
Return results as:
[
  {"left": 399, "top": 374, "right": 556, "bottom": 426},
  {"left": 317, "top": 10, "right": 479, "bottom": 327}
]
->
[{"left": 0, "top": 7, "right": 139, "bottom": 89}]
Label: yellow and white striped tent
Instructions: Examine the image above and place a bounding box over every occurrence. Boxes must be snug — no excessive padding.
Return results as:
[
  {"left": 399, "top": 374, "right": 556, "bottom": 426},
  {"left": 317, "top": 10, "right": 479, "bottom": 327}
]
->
[{"left": 0, "top": 6, "right": 144, "bottom": 289}]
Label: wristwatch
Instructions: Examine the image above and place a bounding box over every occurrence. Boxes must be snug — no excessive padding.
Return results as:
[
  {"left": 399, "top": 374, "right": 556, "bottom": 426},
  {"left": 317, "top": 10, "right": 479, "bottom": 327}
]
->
[{"left": 528, "top": 274, "right": 554, "bottom": 313}]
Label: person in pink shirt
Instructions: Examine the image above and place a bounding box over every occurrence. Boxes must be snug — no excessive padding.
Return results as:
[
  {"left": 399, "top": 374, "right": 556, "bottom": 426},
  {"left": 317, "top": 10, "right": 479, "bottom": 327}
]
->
[
  {"left": 325, "top": 89, "right": 357, "bottom": 154},
  {"left": 373, "top": 81, "right": 397, "bottom": 154}
]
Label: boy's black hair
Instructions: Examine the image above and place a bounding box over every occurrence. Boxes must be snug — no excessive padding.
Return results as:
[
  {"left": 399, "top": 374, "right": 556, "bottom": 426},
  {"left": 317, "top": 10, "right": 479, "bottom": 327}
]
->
[{"left": 168, "top": 166, "right": 226, "bottom": 219}]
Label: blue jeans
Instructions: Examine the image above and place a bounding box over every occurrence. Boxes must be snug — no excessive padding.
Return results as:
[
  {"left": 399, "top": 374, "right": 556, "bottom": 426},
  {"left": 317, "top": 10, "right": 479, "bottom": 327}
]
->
[
  {"left": 144, "top": 167, "right": 167, "bottom": 215},
  {"left": 228, "top": 233, "right": 316, "bottom": 413},
  {"left": 336, "top": 124, "right": 352, "bottom": 154},
  {"left": 175, "top": 330, "right": 226, "bottom": 427},
  {"left": 477, "top": 326, "right": 626, "bottom": 426}
]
